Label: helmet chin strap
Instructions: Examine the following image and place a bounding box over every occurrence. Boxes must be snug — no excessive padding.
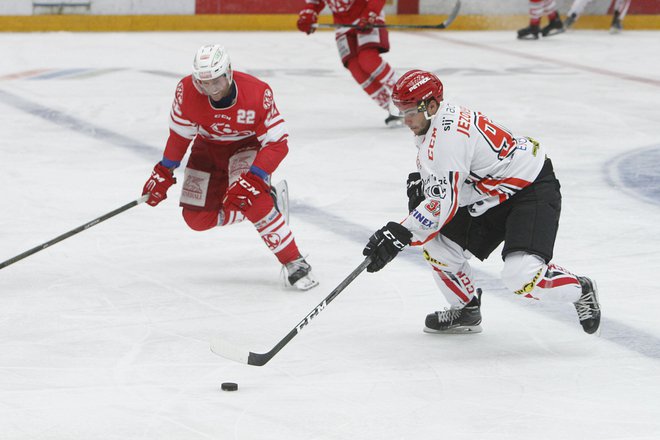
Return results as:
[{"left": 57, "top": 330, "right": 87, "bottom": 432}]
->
[{"left": 423, "top": 99, "right": 441, "bottom": 120}]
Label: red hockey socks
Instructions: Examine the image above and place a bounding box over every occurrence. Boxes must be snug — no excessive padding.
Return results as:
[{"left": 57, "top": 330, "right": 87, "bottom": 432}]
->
[{"left": 346, "top": 48, "right": 396, "bottom": 110}]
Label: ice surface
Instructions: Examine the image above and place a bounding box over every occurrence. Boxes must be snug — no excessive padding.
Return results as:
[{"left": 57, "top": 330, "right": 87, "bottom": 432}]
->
[{"left": 1, "top": 30, "right": 660, "bottom": 439}]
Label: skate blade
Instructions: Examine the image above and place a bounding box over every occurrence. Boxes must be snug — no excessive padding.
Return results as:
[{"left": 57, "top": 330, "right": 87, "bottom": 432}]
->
[
  {"left": 272, "top": 180, "right": 289, "bottom": 224},
  {"left": 423, "top": 324, "right": 482, "bottom": 334},
  {"left": 542, "top": 28, "right": 565, "bottom": 37},
  {"left": 292, "top": 275, "right": 319, "bottom": 291}
]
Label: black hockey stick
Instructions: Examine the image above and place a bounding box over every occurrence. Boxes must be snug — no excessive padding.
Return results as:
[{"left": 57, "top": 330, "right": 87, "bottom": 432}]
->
[
  {"left": 210, "top": 256, "right": 373, "bottom": 366},
  {"left": 0, "top": 194, "right": 149, "bottom": 271},
  {"left": 313, "top": 0, "right": 461, "bottom": 30}
]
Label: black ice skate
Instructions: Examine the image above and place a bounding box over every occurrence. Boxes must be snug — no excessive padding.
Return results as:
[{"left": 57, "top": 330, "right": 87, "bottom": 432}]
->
[
  {"left": 385, "top": 113, "right": 404, "bottom": 128},
  {"left": 541, "top": 17, "right": 565, "bottom": 37},
  {"left": 517, "top": 24, "right": 540, "bottom": 40},
  {"left": 574, "top": 276, "right": 601, "bottom": 334},
  {"left": 564, "top": 13, "right": 577, "bottom": 29},
  {"left": 610, "top": 11, "right": 623, "bottom": 34},
  {"left": 424, "top": 289, "right": 483, "bottom": 334},
  {"left": 270, "top": 180, "right": 289, "bottom": 224},
  {"left": 284, "top": 256, "right": 319, "bottom": 291}
]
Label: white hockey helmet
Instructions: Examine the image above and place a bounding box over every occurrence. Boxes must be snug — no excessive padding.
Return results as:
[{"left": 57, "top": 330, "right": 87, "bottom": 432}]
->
[{"left": 192, "top": 44, "right": 233, "bottom": 83}]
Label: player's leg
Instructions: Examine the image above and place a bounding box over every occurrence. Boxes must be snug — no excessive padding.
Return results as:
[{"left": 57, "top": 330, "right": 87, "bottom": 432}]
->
[
  {"left": 180, "top": 140, "right": 318, "bottom": 290},
  {"left": 179, "top": 138, "right": 241, "bottom": 230},
  {"left": 354, "top": 47, "right": 403, "bottom": 127},
  {"left": 337, "top": 29, "right": 401, "bottom": 126},
  {"left": 540, "top": 0, "right": 565, "bottom": 37},
  {"left": 518, "top": 0, "right": 544, "bottom": 39},
  {"left": 614, "top": 0, "right": 632, "bottom": 19},
  {"left": 422, "top": 207, "right": 484, "bottom": 334},
  {"left": 501, "top": 159, "right": 600, "bottom": 333},
  {"left": 610, "top": 0, "right": 631, "bottom": 33},
  {"left": 565, "top": 0, "right": 592, "bottom": 28}
]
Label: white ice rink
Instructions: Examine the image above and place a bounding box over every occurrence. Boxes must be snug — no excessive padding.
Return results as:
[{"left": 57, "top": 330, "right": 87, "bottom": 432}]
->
[{"left": 1, "top": 29, "right": 660, "bottom": 439}]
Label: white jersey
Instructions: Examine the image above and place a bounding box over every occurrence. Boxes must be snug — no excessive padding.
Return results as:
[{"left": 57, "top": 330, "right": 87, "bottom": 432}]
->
[{"left": 402, "top": 102, "right": 546, "bottom": 246}]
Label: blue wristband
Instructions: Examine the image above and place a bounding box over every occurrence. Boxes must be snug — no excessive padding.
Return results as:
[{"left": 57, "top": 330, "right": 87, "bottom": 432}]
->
[
  {"left": 161, "top": 157, "right": 180, "bottom": 169},
  {"left": 249, "top": 165, "right": 269, "bottom": 181}
]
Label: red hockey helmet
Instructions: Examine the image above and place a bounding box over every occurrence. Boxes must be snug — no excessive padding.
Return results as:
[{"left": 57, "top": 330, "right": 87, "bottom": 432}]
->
[{"left": 391, "top": 70, "right": 444, "bottom": 115}]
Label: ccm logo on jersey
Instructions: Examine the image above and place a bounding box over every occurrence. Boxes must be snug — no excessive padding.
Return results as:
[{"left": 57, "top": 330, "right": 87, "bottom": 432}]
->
[{"left": 428, "top": 127, "right": 438, "bottom": 159}]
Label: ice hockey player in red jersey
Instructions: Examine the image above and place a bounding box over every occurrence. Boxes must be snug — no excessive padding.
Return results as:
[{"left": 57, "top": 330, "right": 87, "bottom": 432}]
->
[
  {"left": 564, "top": 0, "right": 631, "bottom": 33},
  {"left": 296, "top": 0, "right": 403, "bottom": 127},
  {"left": 142, "top": 44, "right": 319, "bottom": 291},
  {"left": 518, "top": 0, "right": 565, "bottom": 39},
  {"left": 361, "top": 70, "right": 601, "bottom": 335}
]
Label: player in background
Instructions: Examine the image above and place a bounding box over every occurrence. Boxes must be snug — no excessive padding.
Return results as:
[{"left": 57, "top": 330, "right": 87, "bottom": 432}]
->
[
  {"left": 518, "top": 0, "right": 565, "bottom": 39},
  {"left": 296, "top": 0, "right": 403, "bottom": 127},
  {"left": 361, "top": 70, "right": 601, "bottom": 335},
  {"left": 142, "top": 44, "right": 319, "bottom": 291},
  {"left": 565, "top": 0, "right": 631, "bottom": 33}
]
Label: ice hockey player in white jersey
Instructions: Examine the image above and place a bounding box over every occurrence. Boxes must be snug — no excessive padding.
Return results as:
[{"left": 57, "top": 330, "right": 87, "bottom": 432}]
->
[
  {"left": 564, "top": 0, "right": 631, "bottom": 33},
  {"left": 361, "top": 69, "right": 601, "bottom": 335}
]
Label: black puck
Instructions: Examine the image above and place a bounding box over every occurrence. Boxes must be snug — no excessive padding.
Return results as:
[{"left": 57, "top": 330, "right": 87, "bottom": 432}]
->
[{"left": 221, "top": 382, "right": 238, "bottom": 391}]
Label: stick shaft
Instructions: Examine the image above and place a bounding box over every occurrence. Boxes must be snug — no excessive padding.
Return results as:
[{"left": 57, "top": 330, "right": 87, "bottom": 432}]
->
[
  {"left": 313, "top": 0, "right": 460, "bottom": 31},
  {"left": 0, "top": 194, "right": 148, "bottom": 270},
  {"left": 211, "top": 256, "right": 373, "bottom": 366}
]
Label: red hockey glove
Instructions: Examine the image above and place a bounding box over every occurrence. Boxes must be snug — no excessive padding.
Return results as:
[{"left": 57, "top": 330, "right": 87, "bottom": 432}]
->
[
  {"left": 297, "top": 8, "right": 318, "bottom": 34},
  {"left": 357, "top": 10, "right": 381, "bottom": 33},
  {"left": 142, "top": 162, "right": 176, "bottom": 207},
  {"left": 223, "top": 172, "right": 270, "bottom": 213}
]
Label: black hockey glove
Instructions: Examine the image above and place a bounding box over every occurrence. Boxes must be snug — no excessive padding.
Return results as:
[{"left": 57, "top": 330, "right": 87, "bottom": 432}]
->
[
  {"left": 362, "top": 222, "right": 413, "bottom": 273},
  {"left": 407, "top": 172, "right": 425, "bottom": 213}
]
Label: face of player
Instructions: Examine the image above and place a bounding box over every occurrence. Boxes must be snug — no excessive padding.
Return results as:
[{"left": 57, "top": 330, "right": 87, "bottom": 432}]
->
[
  {"left": 197, "top": 74, "right": 231, "bottom": 101},
  {"left": 398, "top": 99, "right": 438, "bottom": 136}
]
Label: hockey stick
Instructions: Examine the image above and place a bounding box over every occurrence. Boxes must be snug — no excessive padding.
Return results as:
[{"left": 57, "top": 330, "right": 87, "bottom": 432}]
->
[
  {"left": 210, "top": 255, "right": 373, "bottom": 366},
  {"left": 313, "top": 0, "right": 461, "bottom": 30},
  {"left": 0, "top": 194, "right": 149, "bottom": 271}
]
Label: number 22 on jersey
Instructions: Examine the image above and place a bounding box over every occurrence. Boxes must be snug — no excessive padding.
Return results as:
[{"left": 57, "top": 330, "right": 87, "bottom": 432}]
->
[{"left": 237, "top": 109, "right": 255, "bottom": 124}]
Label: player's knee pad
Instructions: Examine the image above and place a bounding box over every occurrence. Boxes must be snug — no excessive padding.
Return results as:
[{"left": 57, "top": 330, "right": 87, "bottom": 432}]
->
[
  {"left": 182, "top": 209, "right": 220, "bottom": 231},
  {"left": 345, "top": 57, "right": 368, "bottom": 82},
  {"left": 501, "top": 252, "right": 547, "bottom": 296},
  {"left": 356, "top": 48, "right": 382, "bottom": 73},
  {"left": 423, "top": 235, "right": 469, "bottom": 273}
]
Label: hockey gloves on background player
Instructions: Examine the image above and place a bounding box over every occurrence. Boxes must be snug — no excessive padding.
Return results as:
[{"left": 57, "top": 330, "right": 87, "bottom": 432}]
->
[
  {"left": 142, "top": 162, "right": 176, "bottom": 207},
  {"left": 297, "top": 9, "right": 318, "bottom": 34},
  {"left": 357, "top": 11, "right": 379, "bottom": 33},
  {"left": 362, "top": 222, "right": 412, "bottom": 273},
  {"left": 407, "top": 172, "right": 425, "bottom": 213},
  {"left": 223, "top": 172, "right": 269, "bottom": 213}
]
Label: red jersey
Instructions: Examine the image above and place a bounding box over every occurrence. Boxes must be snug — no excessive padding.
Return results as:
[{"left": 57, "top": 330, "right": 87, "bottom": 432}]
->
[
  {"left": 164, "top": 71, "right": 288, "bottom": 175},
  {"left": 304, "top": 0, "right": 386, "bottom": 25}
]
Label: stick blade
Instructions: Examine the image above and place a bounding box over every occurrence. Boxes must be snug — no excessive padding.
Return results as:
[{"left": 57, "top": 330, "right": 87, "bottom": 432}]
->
[{"left": 210, "top": 337, "right": 250, "bottom": 365}]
